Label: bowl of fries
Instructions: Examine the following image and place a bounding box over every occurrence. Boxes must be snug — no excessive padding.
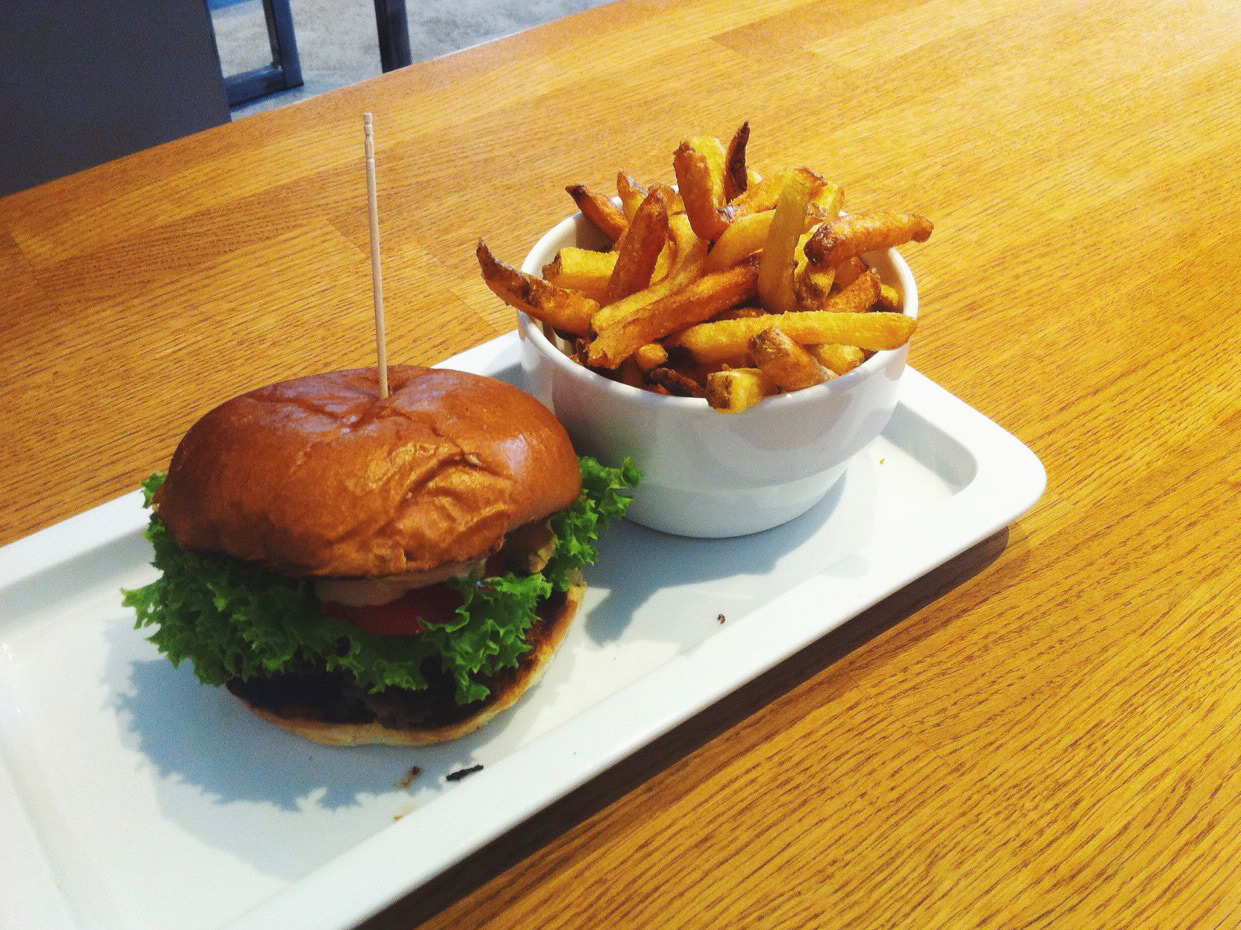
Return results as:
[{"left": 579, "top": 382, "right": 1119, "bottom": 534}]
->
[{"left": 480, "top": 124, "right": 932, "bottom": 537}]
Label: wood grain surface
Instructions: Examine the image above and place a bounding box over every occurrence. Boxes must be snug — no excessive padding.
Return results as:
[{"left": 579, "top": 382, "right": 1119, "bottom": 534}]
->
[{"left": 3, "top": 0, "right": 1240, "bottom": 927}]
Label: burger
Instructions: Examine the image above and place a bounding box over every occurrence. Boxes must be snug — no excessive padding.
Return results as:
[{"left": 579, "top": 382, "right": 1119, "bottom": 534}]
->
[{"left": 123, "top": 365, "right": 637, "bottom": 746}]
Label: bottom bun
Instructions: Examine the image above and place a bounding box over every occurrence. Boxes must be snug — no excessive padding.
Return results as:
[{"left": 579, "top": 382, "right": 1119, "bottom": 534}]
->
[{"left": 239, "top": 574, "right": 586, "bottom": 747}]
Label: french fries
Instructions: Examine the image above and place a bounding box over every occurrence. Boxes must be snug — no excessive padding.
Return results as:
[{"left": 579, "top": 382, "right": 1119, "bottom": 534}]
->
[
  {"left": 588, "top": 259, "right": 759, "bottom": 369},
  {"left": 674, "top": 136, "right": 732, "bottom": 241},
  {"left": 724, "top": 121, "right": 750, "bottom": 200},
  {"left": 647, "top": 366, "right": 706, "bottom": 397},
  {"left": 705, "top": 210, "right": 774, "bottom": 273},
  {"left": 591, "top": 213, "right": 706, "bottom": 332},
  {"left": 605, "top": 189, "right": 670, "bottom": 303},
  {"left": 810, "top": 343, "right": 865, "bottom": 376},
  {"left": 477, "top": 124, "right": 932, "bottom": 412},
  {"left": 804, "top": 211, "right": 934, "bottom": 268},
  {"left": 808, "top": 180, "right": 844, "bottom": 223},
  {"left": 831, "top": 255, "right": 870, "bottom": 291},
  {"left": 667, "top": 309, "right": 916, "bottom": 364},
  {"left": 542, "top": 247, "right": 617, "bottom": 301},
  {"left": 830, "top": 268, "right": 883, "bottom": 313},
  {"left": 617, "top": 173, "right": 647, "bottom": 220},
  {"left": 566, "top": 184, "right": 628, "bottom": 243},
  {"left": 477, "top": 241, "right": 597, "bottom": 336},
  {"left": 750, "top": 327, "right": 831, "bottom": 391},
  {"left": 706, "top": 368, "right": 776, "bottom": 413},
  {"left": 877, "top": 283, "right": 903, "bottom": 312},
  {"left": 794, "top": 259, "right": 836, "bottom": 309},
  {"left": 757, "top": 171, "right": 816, "bottom": 313},
  {"left": 633, "top": 342, "right": 669, "bottom": 373}
]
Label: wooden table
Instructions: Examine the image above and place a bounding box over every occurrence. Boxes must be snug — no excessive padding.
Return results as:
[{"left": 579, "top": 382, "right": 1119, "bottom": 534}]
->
[{"left": 3, "top": 0, "right": 1239, "bottom": 926}]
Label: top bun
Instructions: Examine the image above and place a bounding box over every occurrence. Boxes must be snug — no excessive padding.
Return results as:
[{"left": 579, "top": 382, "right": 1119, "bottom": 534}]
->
[{"left": 155, "top": 367, "right": 581, "bottom": 577}]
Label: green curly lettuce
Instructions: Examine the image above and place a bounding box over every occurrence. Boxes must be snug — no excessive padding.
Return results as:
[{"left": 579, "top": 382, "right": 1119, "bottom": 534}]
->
[{"left": 122, "top": 457, "right": 638, "bottom": 704}]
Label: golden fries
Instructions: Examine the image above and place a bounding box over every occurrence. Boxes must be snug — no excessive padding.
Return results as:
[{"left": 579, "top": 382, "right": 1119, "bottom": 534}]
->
[
  {"left": 804, "top": 211, "right": 934, "bottom": 268},
  {"left": 831, "top": 255, "right": 869, "bottom": 291},
  {"left": 674, "top": 136, "right": 732, "bottom": 241},
  {"left": 667, "top": 309, "right": 916, "bottom": 364},
  {"left": 757, "top": 171, "right": 816, "bottom": 313},
  {"left": 794, "top": 259, "right": 836, "bottom": 309},
  {"left": 605, "top": 189, "right": 670, "bottom": 303},
  {"left": 647, "top": 366, "right": 706, "bottom": 397},
  {"left": 648, "top": 182, "right": 684, "bottom": 214},
  {"left": 588, "top": 260, "right": 760, "bottom": 369},
  {"left": 877, "top": 283, "right": 903, "bottom": 312},
  {"left": 542, "top": 247, "right": 617, "bottom": 301},
  {"left": 633, "top": 342, "right": 669, "bottom": 373},
  {"left": 617, "top": 172, "right": 647, "bottom": 220},
  {"left": 591, "top": 214, "right": 707, "bottom": 332},
  {"left": 724, "top": 121, "right": 750, "bottom": 201},
  {"left": 808, "top": 180, "right": 844, "bottom": 222},
  {"left": 830, "top": 268, "right": 883, "bottom": 313},
  {"left": 566, "top": 184, "right": 629, "bottom": 243},
  {"left": 706, "top": 368, "right": 776, "bottom": 413},
  {"left": 477, "top": 241, "right": 598, "bottom": 336},
  {"left": 810, "top": 344, "right": 865, "bottom": 376},
  {"left": 478, "top": 124, "right": 932, "bottom": 411},
  {"left": 750, "top": 327, "right": 831, "bottom": 391},
  {"left": 705, "top": 210, "right": 773, "bottom": 272}
]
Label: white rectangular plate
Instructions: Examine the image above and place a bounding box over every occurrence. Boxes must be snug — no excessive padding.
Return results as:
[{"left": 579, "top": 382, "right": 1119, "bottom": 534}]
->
[{"left": 0, "top": 333, "right": 1044, "bottom": 930}]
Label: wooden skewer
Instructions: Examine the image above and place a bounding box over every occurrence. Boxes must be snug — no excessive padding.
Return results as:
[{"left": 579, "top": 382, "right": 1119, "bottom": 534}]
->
[{"left": 363, "top": 112, "right": 389, "bottom": 399}]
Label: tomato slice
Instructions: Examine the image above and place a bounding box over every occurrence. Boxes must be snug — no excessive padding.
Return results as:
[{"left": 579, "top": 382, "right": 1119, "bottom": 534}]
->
[
  {"left": 321, "top": 554, "right": 509, "bottom": 637},
  {"left": 323, "top": 585, "right": 452, "bottom": 635}
]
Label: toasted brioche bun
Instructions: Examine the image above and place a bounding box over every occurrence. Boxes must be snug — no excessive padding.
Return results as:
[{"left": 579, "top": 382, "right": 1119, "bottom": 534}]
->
[
  {"left": 155, "top": 366, "right": 582, "bottom": 577},
  {"left": 242, "top": 574, "right": 585, "bottom": 746}
]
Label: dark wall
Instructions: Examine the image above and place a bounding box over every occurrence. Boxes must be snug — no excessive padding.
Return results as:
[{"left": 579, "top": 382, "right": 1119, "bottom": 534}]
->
[{"left": 0, "top": 0, "right": 231, "bottom": 197}]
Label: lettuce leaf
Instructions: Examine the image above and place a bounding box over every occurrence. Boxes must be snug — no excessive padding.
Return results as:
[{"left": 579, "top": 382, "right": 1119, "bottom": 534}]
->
[{"left": 122, "top": 457, "right": 637, "bottom": 703}]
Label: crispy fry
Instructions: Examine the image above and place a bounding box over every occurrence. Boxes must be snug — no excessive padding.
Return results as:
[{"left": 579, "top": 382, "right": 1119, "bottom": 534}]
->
[
  {"left": 711, "top": 304, "right": 767, "bottom": 322},
  {"left": 750, "top": 327, "right": 831, "bottom": 391},
  {"left": 706, "top": 368, "right": 776, "bottom": 413},
  {"left": 648, "top": 182, "right": 685, "bottom": 214},
  {"left": 794, "top": 253, "right": 836, "bottom": 309},
  {"left": 652, "top": 240, "right": 675, "bottom": 282},
  {"left": 633, "top": 342, "right": 669, "bottom": 373},
  {"left": 809, "top": 344, "right": 865, "bottom": 376},
  {"left": 647, "top": 366, "right": 706, "bottom": 397},
  {"left": 565, "top": 184, "right": 629, "bottom": 243},
  {"left": 588, "top": 259, "right": 760, "bottom": 368},
  {"left": 591, "top": 214, "right": 706, "bottom": 331},
  {"left": 542, "top": 247, "right": 617, "bottom": 301},
  {"left": 617, "top": 172, "right": 647, "bottom": 220},
  {"left": 673, "top": 136, "right": 732, "bottom": 240},
  {"left": 758, "top": 171, "right": 815, "bottom": 313},
  {"left": 831, "top": 268, "right": 883, "bottom": 313},
  {"left": 804, "top": 211, "right": 933, "bottom": 267},
  {"left": 807, "top": 180, "right": 844, "bottom": 222},
  {"left": 705, "top": 210, "right": 774, "bottom": 272},
  {"left": 730, "top": 168, "right": 791, "bottom": 216},
  {"left": 616, "top": 359, "right": 646, "bottom": 388},
  {"left": 831, "top": 256, "right": 869, "bottom": 290},
  {"left": 724, "top": 121, "right": 750, "bottom": 200},
  {"left": 712, "top": 185, "right": 835, "bottom": 276},
  {"left": 605, "top": 189, "right": 670, "bottom": 303},
  {"left": 667, "top": 306, "right": 915, "bottom": 364},
  {"left": 477, "top": 241, "right": 598, "bottom": 336},
  {"left": 877, "top": 283, "right": 903, "bottom": 312}
]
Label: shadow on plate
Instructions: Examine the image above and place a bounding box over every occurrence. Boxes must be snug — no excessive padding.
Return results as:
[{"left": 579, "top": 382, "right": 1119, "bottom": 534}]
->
[
  {"left": 110, "top": 633, "right": 424, "bottom": 810},
  {"left": 582, "top": 474, "right": 847, "bottom": 644}
]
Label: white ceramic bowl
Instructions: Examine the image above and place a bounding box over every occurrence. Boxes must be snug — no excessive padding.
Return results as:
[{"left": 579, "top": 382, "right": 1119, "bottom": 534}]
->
[{"left": 517, "top": 213, "right": 918, "bottom": 538}]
